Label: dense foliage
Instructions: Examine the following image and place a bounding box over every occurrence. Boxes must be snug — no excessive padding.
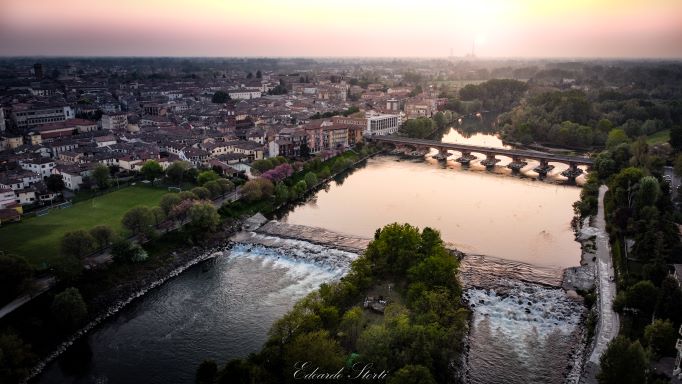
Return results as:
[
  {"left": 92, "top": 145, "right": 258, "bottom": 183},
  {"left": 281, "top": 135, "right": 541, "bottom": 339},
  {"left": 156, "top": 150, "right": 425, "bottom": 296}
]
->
[{"left": 208, "top": 223, "right": 468, "bottom": 383}]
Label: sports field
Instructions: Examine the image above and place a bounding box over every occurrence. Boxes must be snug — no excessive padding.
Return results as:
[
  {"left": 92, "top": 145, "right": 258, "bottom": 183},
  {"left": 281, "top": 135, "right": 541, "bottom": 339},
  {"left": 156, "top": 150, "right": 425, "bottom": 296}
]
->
[{"left": 0, "top": 185, "right": 168, "bottom": 269}]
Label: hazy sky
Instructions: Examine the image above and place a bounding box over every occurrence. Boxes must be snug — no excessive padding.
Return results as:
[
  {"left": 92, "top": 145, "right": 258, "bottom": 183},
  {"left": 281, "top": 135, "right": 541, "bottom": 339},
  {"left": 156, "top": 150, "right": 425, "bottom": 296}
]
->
[{"left": 1, "top": 0, "right": 681, "bottom": 58}]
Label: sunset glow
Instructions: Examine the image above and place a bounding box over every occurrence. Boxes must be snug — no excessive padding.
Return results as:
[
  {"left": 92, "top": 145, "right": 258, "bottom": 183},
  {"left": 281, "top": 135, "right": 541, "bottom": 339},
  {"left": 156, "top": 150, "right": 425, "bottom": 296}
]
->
[{"left": 1, "top": 0, "right": 681, "bottom": 57}]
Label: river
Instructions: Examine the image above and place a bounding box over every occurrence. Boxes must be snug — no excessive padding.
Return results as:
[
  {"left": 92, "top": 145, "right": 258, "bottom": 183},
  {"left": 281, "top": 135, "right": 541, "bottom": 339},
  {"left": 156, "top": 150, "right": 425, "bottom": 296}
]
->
[{"left": 36, "top": 126, "right": 586, "bottom": 384}]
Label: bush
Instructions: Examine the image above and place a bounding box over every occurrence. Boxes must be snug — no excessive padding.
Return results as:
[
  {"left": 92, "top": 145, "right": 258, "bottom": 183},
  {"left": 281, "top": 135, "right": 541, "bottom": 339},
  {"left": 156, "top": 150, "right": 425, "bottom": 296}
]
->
[{"left": 111, "top": 239, "right": 148, "bottom": 263}]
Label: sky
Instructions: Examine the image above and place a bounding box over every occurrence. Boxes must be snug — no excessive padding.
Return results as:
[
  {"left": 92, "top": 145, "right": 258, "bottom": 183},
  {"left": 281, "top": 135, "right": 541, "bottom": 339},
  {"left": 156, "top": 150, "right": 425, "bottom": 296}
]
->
[{"left": 1, "top": 0, "right": 681, "bottom": 58}]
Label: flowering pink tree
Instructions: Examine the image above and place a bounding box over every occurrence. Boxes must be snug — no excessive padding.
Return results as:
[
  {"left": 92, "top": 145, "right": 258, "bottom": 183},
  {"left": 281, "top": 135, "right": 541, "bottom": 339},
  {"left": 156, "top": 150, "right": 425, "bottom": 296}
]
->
[{"left": 261, "top": 163, "right": 293, "bottom": 183}]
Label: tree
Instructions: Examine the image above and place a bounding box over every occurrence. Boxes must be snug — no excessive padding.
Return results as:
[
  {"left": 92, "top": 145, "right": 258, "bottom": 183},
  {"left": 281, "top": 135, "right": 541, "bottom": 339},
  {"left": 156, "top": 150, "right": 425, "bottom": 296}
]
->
[
  {"left": 46, "top": 174, "right": 65, "bottom": 193},
  {"left": 212, "top": 91, "right": 230, "bottom": 103},
  {"left": 256, "top": 70, "right": 262, "bottom": 78},
  {"left": 300, "top": 142, "right": 311, "bottom": 159},
  {"left": 625, "top": 280, "right": 659, "bottom": 319},
  {"left": 274, "top": 183, "right": 289, "bottom": 203},
  {"left": 216, "top": 179, "right": 234, "bottom": 194},
  {"left": 140, "top": 160, "right": 163, "bottom": 185},
  {"left": 122, "top": 206, "right": 154, "bottom": 236},
  {"left": 606, "top": 129, "right": 630, "bottom": 149},
  {"left": 669, "top": 125, "right": 682, "bottom": 151},
  {"left": 241, "top": 178, "right": 274, "bottom": 202},
  {"left": 196, "top": 360, "right": 218, "bottom": 384},
  {"left": 197, "top": 170, "right": 220, "bottom": 185},
  {"left": 636, "top": 176, "right": 660, "bottom": 207},
  {"left": 246, "top": 72, "right": 253, "bottom": 79},
  {"left": 191, "top": 186, "right": 211, "bottom": 200},
  {"left": 166, "top": 161, "right": 190, "bottom": 185},
  {"left": 89, "top": 225, "right": 114, "bottom": 250},
  {"left": 304, "top": 172, "right": 318, "bottom": 188},
  {"left": 61, "top": 230, "right": 96, "bottom": 258},
  {"left": 203, "top": 180, "right": 223, "bottom": 198},
  {"left": 387, "top": 365, "right": 436, "bottom": 384},
  {"left": 92, "top": 164, "right": 111, "bottom": 190},
  {"left": 400, "top": 118, "right": 435, "bottom": 139},
  {"left": 644, "top": 319, "right": 677, "bottom": 358},
  {"left": 0, "top": 331, "right": 36, "bottom": 384},
  {"left": 51, "top": 287, "right": 88, "bottom": 331},
  {"left": 0, "top": 254, "right": 33, "bottom": 304},
  {"left": 151, "top": 206, "right": 166, "bottom": 226},
  {"left": 159, "top": 193, "right": 182, "bottom": 215},
  {"left": 597, "top": 336, "right": 647, "bottom": 384},
  {"left": 291, "top": 180, "right": 307, "bottom": 199},
  {"left": 188, "top": 202, "right": 221, "bottom": 233},
  {"left": 110, "top": 239, "right": 147, "bottom": 263},
  {"left": 284, "top": 330, "right": 345, "bottom": 373}
]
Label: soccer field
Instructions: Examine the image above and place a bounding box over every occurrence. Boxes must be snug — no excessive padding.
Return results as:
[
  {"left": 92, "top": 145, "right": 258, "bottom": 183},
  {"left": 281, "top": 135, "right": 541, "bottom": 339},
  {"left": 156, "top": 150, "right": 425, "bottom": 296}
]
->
[{"left": 0, "top": 185, "right": 168, "bottom": 269}]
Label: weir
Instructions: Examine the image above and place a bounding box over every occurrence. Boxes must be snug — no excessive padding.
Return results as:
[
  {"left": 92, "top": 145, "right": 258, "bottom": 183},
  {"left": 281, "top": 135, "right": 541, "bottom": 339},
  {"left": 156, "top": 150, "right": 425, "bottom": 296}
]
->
[{"left": 238, "top": 218, "right": 569, "bottom": 289}]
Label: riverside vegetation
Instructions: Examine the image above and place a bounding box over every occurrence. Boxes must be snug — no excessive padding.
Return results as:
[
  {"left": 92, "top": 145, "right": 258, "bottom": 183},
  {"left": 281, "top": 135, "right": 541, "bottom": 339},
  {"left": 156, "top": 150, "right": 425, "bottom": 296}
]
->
[
  {"left": 0, "top": 147, "right": 376, "bottom": 383},
  {"left": 198, "top": 223, "right": 468, "bottom": 384}
]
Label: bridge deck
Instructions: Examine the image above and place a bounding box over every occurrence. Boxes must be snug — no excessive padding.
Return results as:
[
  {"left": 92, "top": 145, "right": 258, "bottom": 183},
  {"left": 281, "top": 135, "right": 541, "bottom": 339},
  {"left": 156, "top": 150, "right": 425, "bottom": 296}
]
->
[{"left": 369, "top": 136, "right": 593, "bottom": 165}]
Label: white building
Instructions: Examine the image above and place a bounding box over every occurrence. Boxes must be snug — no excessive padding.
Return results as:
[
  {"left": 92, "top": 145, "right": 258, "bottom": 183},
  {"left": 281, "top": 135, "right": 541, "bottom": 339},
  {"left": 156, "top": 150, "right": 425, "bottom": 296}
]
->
[
  {"left": 228, "top": 89, "right": 262, "bottom": 100},
  {"left": 101, "top": 113, "right": 128, "bottom": 130},
  {"left": 11, "top": 104, "right": 74, "bottom": 130},
  {"left": 19, "top": 158, "right": 56, "bottom": 178},
  {"left": 365, "top": 113, "right": 400, "bottom": 136}
]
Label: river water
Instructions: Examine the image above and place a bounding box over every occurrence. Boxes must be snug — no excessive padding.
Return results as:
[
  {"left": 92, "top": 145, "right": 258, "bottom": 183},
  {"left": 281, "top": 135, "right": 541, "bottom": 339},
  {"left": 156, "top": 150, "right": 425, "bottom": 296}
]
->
[{"left": 36, "top": 126, "right": 586, "bottom": 384}]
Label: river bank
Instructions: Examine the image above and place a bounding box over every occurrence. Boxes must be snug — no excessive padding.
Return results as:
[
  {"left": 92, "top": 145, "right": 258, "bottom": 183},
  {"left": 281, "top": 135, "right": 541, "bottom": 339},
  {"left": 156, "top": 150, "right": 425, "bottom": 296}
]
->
[{"left": 25, "top": 222, "right": 243, "bottom": 382}]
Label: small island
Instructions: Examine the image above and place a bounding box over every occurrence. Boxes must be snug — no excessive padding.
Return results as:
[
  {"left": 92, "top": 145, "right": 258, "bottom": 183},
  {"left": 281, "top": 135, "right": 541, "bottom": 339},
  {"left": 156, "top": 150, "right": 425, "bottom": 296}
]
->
[{"left": 198, "top": 223, "right": 468, "bottom": 384}]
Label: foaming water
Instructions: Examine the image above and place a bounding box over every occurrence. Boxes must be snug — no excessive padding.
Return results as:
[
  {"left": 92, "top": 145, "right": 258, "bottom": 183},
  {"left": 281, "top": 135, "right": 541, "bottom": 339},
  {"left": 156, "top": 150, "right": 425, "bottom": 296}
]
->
[
  {"left": 464, "top": 280, "right": 584, "bottom": 384},
  {"left": 35, "top": 239, "right": 355, "bottom": 384}
]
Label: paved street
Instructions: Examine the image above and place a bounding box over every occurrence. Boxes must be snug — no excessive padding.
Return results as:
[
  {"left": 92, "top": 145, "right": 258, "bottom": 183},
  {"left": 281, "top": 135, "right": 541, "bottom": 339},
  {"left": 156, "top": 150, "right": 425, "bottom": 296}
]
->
[
  {"left": 0, "top": 276, "right": 55, "bottom": 319},
  {"left": 583, "top": 185, "right": 620, "bottom": 383}
]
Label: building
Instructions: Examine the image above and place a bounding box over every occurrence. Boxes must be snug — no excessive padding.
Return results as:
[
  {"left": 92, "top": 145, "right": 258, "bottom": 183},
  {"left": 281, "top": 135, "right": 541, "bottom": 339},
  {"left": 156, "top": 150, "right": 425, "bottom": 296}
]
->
[
  {"left": 52, "top": 163, "right": 93, "bottom": 191},
  {"left": 365, "top": 113, "right": 400, "bottom": 136},
  {"left": 0, "top": 108, "right": 5, "bottom": 132},
  {"left": 228, "top": 89, "right": 262, "bottom": 100},
  {"left": 19, "top": 158, "right": 56, "bottom": 178},
  {"left": 101, "top": 113, "right": 128, "bottom": 131},
  {"left": 10, "top": 103, "right": 75, "bottom": 131},
  {"left": 404, "top": 98, "right": 436, "bottom": 119},
  {"left": 30, "top": 118, "right": 97, "bottom": 142}
]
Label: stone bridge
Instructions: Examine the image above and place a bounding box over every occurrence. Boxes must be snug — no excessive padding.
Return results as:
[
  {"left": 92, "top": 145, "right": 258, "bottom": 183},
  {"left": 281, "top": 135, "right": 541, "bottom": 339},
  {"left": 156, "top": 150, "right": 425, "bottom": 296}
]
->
[{"left": 368, "top": 135, "right": 593, "bottom": 179}]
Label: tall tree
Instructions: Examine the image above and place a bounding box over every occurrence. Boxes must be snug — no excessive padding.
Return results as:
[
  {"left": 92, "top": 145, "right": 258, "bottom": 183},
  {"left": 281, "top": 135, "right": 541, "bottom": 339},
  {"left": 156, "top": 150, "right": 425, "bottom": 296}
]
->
[
  {"left": 140, "top": 160, "right": 163, "bottom": 185},
  {"left": 92, "top": 164, "right": 111, "bottom": 190},
  {"left": 597, "top": 336, "right": 647, "bottom": 384},
  {"left": 89, "top": 225, "right": 114, "bottom": 250},
  {"left": 121, "top": 206, "right": 154, "bottom": 236},
  {"left": 45, "top": 174, "right": 65, "bottom": 193},
  {"left": 166, "top": 161, "right": 190, "bottom": 185},
  {"left": 51, "top": 287, "right": 88, "bottom": 331},
  {"left": 61, "top": 230, "right": 96, "bottom": 258}
]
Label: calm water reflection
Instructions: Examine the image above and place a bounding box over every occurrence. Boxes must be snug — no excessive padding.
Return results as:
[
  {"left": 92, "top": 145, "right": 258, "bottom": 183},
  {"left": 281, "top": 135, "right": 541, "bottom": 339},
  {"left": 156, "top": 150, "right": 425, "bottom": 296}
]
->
[{"left": 283, "top": 129, "right": 582, "bottom": 267}]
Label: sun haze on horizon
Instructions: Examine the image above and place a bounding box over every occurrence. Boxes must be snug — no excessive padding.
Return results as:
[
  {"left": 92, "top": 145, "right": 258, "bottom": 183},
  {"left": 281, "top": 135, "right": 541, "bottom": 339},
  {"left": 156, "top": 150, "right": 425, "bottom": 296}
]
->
[{"left": 1, "top": 0, "right": 681, "bottom": 58}]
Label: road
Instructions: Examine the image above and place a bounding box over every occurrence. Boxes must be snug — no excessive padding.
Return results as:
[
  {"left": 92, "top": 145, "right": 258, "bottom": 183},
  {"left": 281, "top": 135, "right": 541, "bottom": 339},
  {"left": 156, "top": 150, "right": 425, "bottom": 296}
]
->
[
  {"left": 0, "top": 276, "right": 55, "bottom": 319},
  {"left": 583, "top": 185, "right": 620, "bottom": 383}
]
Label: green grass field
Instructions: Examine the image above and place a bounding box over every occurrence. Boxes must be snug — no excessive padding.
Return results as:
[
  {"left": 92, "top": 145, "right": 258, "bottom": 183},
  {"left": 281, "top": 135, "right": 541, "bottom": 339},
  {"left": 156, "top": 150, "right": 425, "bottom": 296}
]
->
[
  {"left": 646, "top": 129, "right": 670, "bottom": 145},
  {"left": 0, "top": 185, "right": 168, "bottom": 269}
]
